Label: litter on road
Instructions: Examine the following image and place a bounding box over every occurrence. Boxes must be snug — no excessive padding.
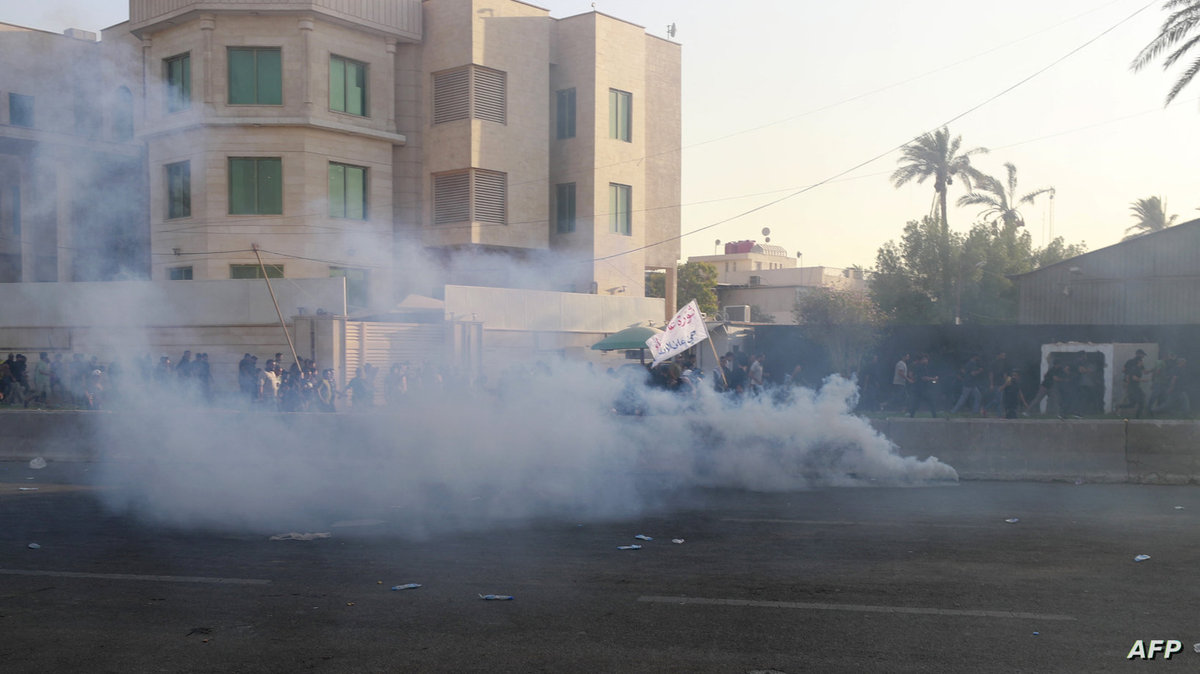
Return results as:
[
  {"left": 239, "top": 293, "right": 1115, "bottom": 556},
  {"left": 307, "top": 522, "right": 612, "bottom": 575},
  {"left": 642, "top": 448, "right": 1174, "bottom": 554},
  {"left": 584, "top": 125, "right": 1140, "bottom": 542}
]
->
[
  {"left": 617, "top": 545, "right": 642, "bottom": 550},
  {"left": 634, "top": 534, "right": 653, "bottom": 541},
  {"left": 27, "top": 543, "right": 40, "bottom": 549},
  {"left": 1133, "top": 554, "right": 1151, "bottom": 562},
  {"left": 391, "top": 584, "right": 422, "bottom": 591},
  {"left": 672, "top": 539, "right": 685, "bottom": 544},
  {"left": 1004, "top": 518, "right": 1019, "bottom": 523},
  {"left": 269, "top": 532, "right": 331, "bottom": 541},
  {"left": 479, "top": 594, "right": 514, "bottom": 601},
  {"left": 29, "top": 457, "right": 46, "bottom": 469},
  {"left": 18, "top": 487, "right": 39, "bottom": 491}
]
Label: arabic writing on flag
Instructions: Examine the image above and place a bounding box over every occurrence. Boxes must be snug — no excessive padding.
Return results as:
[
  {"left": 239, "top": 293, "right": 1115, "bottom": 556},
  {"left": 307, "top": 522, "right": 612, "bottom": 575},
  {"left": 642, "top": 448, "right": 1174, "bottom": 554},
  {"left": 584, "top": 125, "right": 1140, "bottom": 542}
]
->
[{"left": 646, "top": 300, "right": 709, "bottom": 366}]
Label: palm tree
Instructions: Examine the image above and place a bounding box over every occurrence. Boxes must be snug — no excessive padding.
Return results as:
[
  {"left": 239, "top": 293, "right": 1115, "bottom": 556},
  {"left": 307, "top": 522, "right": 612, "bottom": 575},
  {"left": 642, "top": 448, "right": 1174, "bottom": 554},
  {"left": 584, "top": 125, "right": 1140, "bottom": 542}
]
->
[
  {"left": 891, "top": 127, "right": 987, "bottom": 321},
  {"left": 1131, "top": 0, "right": 1200, "bottom": 105},
  {"left": 956, "top": 163, "right": 1054, "bottom": 229},
  {"left": 1125, "top": 196, "right": 1178, "bottom": 239},
  {"left": 891, "top": 127, "right": 988, "bottom": 230}
]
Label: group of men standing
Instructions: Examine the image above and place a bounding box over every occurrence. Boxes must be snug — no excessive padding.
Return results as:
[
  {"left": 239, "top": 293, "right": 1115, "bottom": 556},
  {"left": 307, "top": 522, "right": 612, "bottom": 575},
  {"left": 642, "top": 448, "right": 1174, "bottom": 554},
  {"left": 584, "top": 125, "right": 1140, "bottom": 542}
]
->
[{"left": 888, "top": 347, "right": 1191, "bottom": 420}]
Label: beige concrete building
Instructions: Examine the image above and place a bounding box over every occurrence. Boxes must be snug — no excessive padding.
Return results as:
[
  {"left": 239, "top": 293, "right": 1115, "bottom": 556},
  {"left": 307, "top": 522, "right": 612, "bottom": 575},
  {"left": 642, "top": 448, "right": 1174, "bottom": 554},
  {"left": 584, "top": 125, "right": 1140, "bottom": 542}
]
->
[
  {"left": 688, "top": 240, "right": 798, "bottom": 283},
  {"left": 0, "top": 23, "right": 145, "bottom": 283},
  {"left": 1, "top": 0, "right": 681, "bottom": 315},
  {"left": 685, "top": 240, "right": 867, "bottom": 324}
]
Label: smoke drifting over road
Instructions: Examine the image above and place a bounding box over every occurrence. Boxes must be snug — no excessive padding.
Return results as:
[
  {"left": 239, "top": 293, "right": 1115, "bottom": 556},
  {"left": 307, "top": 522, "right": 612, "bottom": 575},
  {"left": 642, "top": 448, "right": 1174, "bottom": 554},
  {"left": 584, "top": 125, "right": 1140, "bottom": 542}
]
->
[{"left": 91, "top": 365, "right": 956, "bottom": 536}]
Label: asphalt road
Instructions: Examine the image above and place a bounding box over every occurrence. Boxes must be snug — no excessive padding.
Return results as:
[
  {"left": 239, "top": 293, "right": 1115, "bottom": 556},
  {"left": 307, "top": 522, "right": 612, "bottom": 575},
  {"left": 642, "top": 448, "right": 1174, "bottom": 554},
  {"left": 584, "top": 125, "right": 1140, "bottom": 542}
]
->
[{"left": 4, "top": 461, "right": 1200, "bottom": 673}]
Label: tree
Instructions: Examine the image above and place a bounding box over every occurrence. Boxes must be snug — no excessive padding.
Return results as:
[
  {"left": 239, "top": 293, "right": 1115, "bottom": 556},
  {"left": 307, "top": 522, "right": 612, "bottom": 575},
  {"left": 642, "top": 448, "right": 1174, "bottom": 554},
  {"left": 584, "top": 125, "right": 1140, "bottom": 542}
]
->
[
  {"left": 891, "top": 127, "right": 988, "bottom": 232},
  {"left": 956, "top": 163, "right": 1054, "bottom": 229},
  {"left": 870, "top": 216, "right": 1087, "bottom": 325},
  {"left": 1131, "top": 0, "right": 1200, "bottom": 105},
  {"left": 675, "top": 261, "right": 719, "bottom": 316},
  {"left": 644, "top": 270, "right": 665, "bottom": 298},
  {"left": 890, "top": 127, "right": 987, "bottom": 313},
  {"left": 793, "top": 287, "right": 884, "bottom": 376},
  {"left": 1124, "top": 196, "right": 1178, "bottom": 239}
]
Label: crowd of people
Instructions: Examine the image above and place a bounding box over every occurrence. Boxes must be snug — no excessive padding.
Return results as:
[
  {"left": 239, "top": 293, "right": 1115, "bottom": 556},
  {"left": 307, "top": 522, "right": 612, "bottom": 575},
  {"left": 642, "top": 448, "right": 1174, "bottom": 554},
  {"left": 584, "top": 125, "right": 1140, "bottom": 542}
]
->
[
  {"left": 1, "top": 352, "right": 106, "bottom": 409},
  {"left": 0, "top": 349, "right": 464, "bottom": 413},
  {"left": 871, "top": 348, "right": 1192, "bottom": 420},
  {"left": 2, "top": 344, "right": 1193, "bottom": 420}
]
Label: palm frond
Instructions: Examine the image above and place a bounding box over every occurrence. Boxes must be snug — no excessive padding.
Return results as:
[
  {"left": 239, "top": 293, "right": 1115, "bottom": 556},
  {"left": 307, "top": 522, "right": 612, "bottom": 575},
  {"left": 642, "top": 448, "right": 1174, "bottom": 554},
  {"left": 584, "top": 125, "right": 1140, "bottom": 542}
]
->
[
  {"left": 1132, "top": 2, "right": 1200, "bottom": 71},
  {"left": 956, "top": 191, "right": 1000, "bottom": 209},
  {"left": 1166, "top": 53, "right": 1200, "bottom": 103},
  {"left": 1018, "top": 187, "right": 1055, "bottom": 205},
  {"left": 1163, "top": 31, "right": 1200, "bottom": 68}
]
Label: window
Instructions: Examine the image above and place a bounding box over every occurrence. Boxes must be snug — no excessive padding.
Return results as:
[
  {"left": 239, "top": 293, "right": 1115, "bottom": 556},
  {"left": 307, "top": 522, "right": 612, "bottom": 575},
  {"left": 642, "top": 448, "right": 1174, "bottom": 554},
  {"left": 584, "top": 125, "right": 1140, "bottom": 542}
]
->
[
  {"left": 228, "top": 157, "right": 282, "bottom": 215},
  {"left": 9, "top": 93, "right": 33, "bottom": 127},
  {"left": 330, "top": 55, "right": 367, "bottom": 116},
  {"left": 74, "top": 89, "right": 100, "bottom": 138},
  {"left": 433, "top": 169, "right": 506, "bottom": 225},
  {"left": 113, "top": 87, "right": 134, "bottom": 140},
  {"left": 608, "top": 88, "right": 631, "bottom": 142},
  {"left": 169, "top": 266, "right": 193, "bottom": 280},
  {"left": 555, "top": 88, "right": 576, "bottom": 139},
  {"left": 555, "top": 183, "right": 576, "bottom": 233},
  {"left": 165, "top": 53, "right": 191, "bottom": 112},
  {"left": 432, "top": 65, "right": 506, "bottom": 125},
  {"left": 609, "top": 183, "right": 631, "bottom": 235},
  {"left": 230, "top": 263, "right": 283, "bottom": 279},
  {"left": 330, "top": 267, "right": 368, "bottom": 308},
  {"left": 328, "top": 163, "right": 367, "bottom": 219},
  {"left": 228, "top": 47, "right": 282, "bottom": 105},
  {"left": 166, "top": 161, "right": 191, "bottom": 219}
]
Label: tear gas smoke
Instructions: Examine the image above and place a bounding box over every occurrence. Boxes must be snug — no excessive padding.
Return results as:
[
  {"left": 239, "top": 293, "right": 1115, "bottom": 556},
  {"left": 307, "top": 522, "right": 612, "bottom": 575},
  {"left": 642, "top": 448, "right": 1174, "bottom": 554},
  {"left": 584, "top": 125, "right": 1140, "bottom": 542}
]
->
[
  {"left": 6, "top": 24, "right": 955, "bottom": 538},
  {"left": 92, "top": 363, "right": 957, "bottom": 536}
]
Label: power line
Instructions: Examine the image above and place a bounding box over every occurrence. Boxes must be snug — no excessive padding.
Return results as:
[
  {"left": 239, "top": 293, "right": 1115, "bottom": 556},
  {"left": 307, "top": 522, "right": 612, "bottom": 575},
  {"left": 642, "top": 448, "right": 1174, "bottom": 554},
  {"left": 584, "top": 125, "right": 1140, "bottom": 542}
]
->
[{"left": 593, "top": 0, "right": 1158, "bottom": 264}]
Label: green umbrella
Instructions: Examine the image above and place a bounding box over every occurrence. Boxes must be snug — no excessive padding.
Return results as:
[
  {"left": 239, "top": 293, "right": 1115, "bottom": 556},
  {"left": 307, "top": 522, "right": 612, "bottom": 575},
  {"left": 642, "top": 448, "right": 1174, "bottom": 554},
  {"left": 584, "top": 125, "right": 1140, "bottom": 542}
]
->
[{"left": 590, "top": 326, "right": 662, "bottom": 352}]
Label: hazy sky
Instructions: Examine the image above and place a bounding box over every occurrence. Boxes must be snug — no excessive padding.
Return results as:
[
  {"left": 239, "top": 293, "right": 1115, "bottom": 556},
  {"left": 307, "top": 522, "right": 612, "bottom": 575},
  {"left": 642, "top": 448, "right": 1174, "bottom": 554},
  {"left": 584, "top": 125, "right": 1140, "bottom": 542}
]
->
[{"left": 6, "top": 0, "right": 1197, "bottom": 269}]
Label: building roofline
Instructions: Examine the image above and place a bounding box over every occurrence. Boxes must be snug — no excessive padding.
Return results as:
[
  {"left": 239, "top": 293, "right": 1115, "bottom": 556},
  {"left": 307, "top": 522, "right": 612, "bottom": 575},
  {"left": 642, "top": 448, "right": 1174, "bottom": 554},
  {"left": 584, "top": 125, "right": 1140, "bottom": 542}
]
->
[
  {"left": 553, "top": 10, "right": 644, "bottom": 31},
  {"left": 0, "top": 21, "right": 69, "bottom": 36},
  {"left": 1009, "top": 217, "right": 1200, "bottom": 279},
  {"left": 508, "top": 0, "right": 551, "bottom": 13}
]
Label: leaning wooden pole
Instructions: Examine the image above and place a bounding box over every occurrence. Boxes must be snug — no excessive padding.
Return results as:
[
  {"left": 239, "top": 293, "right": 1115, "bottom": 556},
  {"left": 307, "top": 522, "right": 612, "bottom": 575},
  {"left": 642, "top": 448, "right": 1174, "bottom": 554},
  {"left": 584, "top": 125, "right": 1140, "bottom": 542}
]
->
[
  {"left": 253, "top": 244, "right": 299, "bottom": 368},
  {"left": 708, "top": 332, "right": 728, "bottom": 389}
]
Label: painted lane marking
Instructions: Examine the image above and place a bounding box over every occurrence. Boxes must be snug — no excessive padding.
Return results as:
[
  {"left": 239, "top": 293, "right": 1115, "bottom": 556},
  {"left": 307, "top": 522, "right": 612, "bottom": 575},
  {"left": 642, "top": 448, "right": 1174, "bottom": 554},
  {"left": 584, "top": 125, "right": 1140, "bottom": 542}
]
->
[
  {"left": 0, "top": 568, "right": 270, "bottom": 585},
  {"left": 722, "top": 518, "right": 994, "bottom": 529},
  {"left": 637, "top": 596, "right": 1076, "bottom": 621}
]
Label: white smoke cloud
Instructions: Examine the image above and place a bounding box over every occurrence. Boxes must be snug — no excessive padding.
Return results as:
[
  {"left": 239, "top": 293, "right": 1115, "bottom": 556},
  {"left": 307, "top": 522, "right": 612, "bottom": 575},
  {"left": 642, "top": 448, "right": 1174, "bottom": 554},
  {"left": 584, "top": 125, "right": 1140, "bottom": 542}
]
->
[{"left": 91, "top": 363, "right": 957, "bottom": 536}]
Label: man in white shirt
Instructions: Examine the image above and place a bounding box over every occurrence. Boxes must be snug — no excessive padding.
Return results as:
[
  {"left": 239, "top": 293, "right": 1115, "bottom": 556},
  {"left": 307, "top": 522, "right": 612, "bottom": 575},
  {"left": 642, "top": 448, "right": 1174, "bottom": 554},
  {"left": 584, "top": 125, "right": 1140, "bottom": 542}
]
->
[
  {"left": 749, "top": 354, "right": 765, "bottom": 395},
  {"left": 259, "top": 359, "right": 281, "bottom": 410},
  {"left": 891, "top": 353, "right": 910, "bottom": 411}
]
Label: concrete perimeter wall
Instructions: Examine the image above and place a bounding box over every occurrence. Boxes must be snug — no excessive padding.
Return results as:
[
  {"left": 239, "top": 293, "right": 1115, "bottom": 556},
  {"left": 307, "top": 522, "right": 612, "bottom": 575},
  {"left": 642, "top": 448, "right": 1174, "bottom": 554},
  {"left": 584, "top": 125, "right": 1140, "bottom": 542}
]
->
[
  {"left": 4, "top": 412, "right": 1200, "bottom": 485},
  {"left": 870, "top": 418, "right": 1200, "bottom": 484}
]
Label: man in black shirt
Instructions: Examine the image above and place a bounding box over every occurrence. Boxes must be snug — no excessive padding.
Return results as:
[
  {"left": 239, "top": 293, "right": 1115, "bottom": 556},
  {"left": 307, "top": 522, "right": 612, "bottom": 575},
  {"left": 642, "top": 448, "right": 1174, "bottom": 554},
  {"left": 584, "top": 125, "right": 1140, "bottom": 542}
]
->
[
  {"left": 1116, "top": 349, "right": 1148, "bottom": 419},
  {"left": 907, "top": 353, "right": 943, "bottom": 418}
]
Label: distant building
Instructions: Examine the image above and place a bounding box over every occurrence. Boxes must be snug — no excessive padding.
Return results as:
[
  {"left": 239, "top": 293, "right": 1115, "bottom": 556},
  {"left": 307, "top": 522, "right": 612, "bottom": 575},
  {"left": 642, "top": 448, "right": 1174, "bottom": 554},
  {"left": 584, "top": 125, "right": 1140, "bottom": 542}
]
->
[
  {"left": 687, "top": 240, "right": 867, "bottom": 324},
  {"left": 688, "top": 239, "right": 796, "bottom": 282},
  {"left": 1012, "top": 219, "right": 1200, "bottom": 325}
]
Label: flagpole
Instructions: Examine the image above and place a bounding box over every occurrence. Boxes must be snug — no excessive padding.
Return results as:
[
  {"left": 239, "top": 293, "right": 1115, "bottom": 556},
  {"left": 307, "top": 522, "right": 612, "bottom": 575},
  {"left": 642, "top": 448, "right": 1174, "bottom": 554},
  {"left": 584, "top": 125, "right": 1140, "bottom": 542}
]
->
[{"left": 708, "top": 334, "right": 728, "bottom": 389}]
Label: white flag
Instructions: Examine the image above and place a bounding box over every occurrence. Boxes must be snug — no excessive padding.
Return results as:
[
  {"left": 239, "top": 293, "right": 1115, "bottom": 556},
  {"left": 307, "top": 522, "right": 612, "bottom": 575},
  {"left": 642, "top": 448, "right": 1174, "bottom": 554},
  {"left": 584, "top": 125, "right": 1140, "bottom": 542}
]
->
[{"left": 646, "top": 300, "right": 709, "bottom": 366}]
